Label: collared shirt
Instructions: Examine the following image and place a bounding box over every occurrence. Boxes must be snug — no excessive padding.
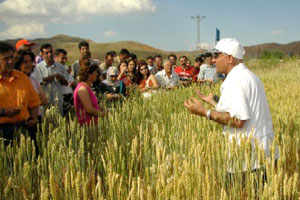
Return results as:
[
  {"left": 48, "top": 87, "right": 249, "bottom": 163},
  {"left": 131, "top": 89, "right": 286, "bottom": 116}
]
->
[
  {"left": 155, "top": 69, "right": 179, "bottom": 88},
  {"left": 31, "top": 61, "right": 68, "bottom": 114},
  {"left": 99, "top": 62, "right": 113, "bottom": 79},
  {"left": 0, "top": 70, "right": 40, "bottom": 124},
  {"left": 174, "top": 66, "right": 193, "bottom": 81},
  {"left": 197, "top": 64, "right": 219, "bottom": 82},
  {"left": 216, "top": 63, "right": 279, "bottom": 172}
]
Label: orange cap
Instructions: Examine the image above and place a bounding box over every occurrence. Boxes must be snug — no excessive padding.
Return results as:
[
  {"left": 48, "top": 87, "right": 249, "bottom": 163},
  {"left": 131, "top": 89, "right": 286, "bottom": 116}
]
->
[{"left": 16, "top": 39, "right": 35, "bottom": 50}]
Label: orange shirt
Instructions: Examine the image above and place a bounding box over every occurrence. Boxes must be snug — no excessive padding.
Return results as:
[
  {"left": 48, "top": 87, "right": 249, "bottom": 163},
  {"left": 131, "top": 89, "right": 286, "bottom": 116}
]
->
[{"left": 0, "top": 70, "right": 41, "bottom": 123}]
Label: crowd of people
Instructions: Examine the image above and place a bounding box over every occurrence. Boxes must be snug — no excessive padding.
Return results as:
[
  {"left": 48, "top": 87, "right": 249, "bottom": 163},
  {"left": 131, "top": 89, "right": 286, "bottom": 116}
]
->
[
  {"left": 0, "top": 38, "right": 223, "bottom": 143},
  {"left": 0, "top": 37, "right": 278, "bottom": 190}
]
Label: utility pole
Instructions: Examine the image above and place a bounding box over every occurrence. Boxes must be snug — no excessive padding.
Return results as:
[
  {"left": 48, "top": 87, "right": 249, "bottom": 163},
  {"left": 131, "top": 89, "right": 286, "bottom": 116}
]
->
[{"left": 191, "top": 15, "right": 205, "bottom": 54}]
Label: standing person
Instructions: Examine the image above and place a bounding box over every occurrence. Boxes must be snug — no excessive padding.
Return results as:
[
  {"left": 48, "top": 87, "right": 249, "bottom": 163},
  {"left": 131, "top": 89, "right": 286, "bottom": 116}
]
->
[
  {"left": 0, "top": 42, "right": 40, "bottom": 145},
  {"left": 54, "top": 49, "right": 75, "bottom": 116},
  {"left": 114, "top": 49, "right": 130, "bottom": 67},
  {"left": 146, "top": 56, "right": 158, "bottom": 75},
  {"left": 137, "top": 61, "right": 159, "bottom": 92},
  {"left": 31, "top": 43, "right": 68, "bottom": 115},
  {"left": 154, "top": 55, "right": 163, "bottom": 72},
  {"left": 15, "top": 50, "right": 48, "bottom": 123},
  {"left": 168, "top": 54, "right": 177, "bottom": 66},
  {"left": 73, "top": 64, "right": 105, "bottom": 126},
  {"left": 15, "top": 39, "right": 35, "bottom": 52},
  {"left": 71, "top": 41, "right": 97, "bottom": 80},
  {"left": 99, "top": 51, "right": 115, "bottom": 79},
  {"left": 184, "top": 38, "right": 279, "bottom": 177},
  {"left": 174, "top": 55, "right": 193, "bottom": 86},
  {"left": 197, "top": 52, "right": 219, "bottom": 85},
  {"left": 155, "top": 59, "right": 179, "bottom": 89},
  {"left": 192, "top": 56, "right": 203, "bottom": 82},
  {"left": 128, "top": 53, "right": 138, "bottom": 68}
]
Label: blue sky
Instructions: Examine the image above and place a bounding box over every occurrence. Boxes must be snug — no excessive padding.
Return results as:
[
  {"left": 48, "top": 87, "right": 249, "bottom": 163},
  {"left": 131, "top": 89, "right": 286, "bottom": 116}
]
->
[{"left": 0, "top": 0, "right": 299, "bottom": 51}]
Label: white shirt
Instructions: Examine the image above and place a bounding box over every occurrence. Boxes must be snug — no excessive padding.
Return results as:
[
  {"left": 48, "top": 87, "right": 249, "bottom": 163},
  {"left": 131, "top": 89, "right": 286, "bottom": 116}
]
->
[
  {"left": 31, "top": 61, "right": 68, "bottom": 114},
  {"left": 155, "top": 69, "right": 179, "bottom": 88},
  {"left": 216, "top": 63, "right": 279, "bottom": 172},
  {"left": 62, "top": 73, "right": 74, "bottom": 95}
]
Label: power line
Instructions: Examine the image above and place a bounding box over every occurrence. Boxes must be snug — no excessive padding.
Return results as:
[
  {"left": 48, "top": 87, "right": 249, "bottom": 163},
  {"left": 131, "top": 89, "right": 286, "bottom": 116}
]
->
[{"left": 191, "top": 15, "right": 206, "bottom": 54}]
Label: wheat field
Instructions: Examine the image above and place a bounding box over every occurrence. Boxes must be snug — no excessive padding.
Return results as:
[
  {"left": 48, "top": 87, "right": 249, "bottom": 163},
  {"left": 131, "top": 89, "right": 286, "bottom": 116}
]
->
[{"left": 0, "top": 59, "right": 299, "bottom": 199}]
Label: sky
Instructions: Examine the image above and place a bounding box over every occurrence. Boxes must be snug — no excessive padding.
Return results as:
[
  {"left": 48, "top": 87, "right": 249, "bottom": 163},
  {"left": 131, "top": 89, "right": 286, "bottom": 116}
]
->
[{"left": 0, "top": 0, "right": 300, "bottom": 51}]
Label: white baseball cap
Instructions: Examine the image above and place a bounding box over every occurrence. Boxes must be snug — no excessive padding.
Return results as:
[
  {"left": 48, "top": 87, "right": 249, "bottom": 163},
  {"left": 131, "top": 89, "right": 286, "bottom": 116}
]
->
[{"left": 214, "top": 38, "right": 245, "bottom": 59}]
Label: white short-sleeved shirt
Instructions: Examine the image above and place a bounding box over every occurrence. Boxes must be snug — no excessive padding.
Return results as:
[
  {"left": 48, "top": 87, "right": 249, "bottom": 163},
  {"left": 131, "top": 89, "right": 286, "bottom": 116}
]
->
[
  {"left": 216, "top": 63, "right": 279, "bottom": 172},
  {"left": 31, "top": 61, "right": 69, "bottom": 114},
  {"left": 197, "top": 64, "right": 218, "bottom": 82},
  {"left": 155, "top": 69, "right": 179, "bottom": 88}
]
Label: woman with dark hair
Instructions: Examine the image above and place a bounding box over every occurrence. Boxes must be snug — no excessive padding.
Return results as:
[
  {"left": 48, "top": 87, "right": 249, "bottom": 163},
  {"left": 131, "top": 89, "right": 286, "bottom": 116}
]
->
[
  {"left": 14, "top": 50, "right": 47, "bottom": 149},
  {"left": 73, "top": 64, "right": 105, "bottom": 126},
  {"left": 15, "top": 50, "right": 48, "bottom": 113},
  {"left": 136, "top": 60, "right": 159, "bottom": 92},
  {"left": 118, "top": 59, "right": 137, "bottom": 86}
]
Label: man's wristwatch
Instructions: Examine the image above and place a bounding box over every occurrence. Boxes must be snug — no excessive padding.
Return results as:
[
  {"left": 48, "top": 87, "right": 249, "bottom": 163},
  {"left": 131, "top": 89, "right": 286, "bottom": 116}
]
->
[{"left": 206, "top": 109, "right": 211, "bottom": 120}]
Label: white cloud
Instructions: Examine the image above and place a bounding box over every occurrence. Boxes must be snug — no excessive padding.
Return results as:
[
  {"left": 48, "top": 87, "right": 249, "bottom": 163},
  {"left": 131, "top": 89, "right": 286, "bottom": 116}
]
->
[
  {"left": 269, "top": 30, "right": 284, "bottom": 35},
  {"left": 0, "top": 0, "right": 156, "bottom": 38},
  {"left": 0, "top": 24, "right": 46, "bottom": 39},
  {"left": 102, "top": 30, "right": 117, "bottom": 37}
]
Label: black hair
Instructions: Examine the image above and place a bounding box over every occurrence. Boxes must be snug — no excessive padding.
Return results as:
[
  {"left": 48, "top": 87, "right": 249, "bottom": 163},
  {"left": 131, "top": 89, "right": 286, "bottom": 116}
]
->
[
  {"left": 40, "top": 43, "right": 52, "bottom": 53},
  {"left": 146, "top": 56, "right": 153, "bottom": 60},
  {"left": 105, "top": 51, "right": 115, "bottom": 58},
  {"left": 15, "top": 50, "right": 35, "bottom": 71},
  {"left": 110, "top": 51, "right": 117, "bottom": 56},
  {"left": 55, "top": 48, "right": 67, "bottom": 56},
  {"left": 154, "top": 55, "right": 162, "bottom": 60},
  {"left": 79, "top": 64, "right": 99, "bottom": 82},
  {"left": 205, "top": 52, "right": 213, "bottom": 58},
  {"left": 179, "top": 55, "right": 187, "bottom": 60},
  {"left": 195, "top": 56, "right": 203, "bottom": 63},
  {"left": 0, "top": 42, "right": 14, "bottom": 54},
  {"left": 117, "top": 60, "right": 128, "bottom": 71},
  {"left": 168, "top": 54, "right": 177, "bottom": 60},
  {"left": 120, "top": 48, "right": 129, "bottom": 55},
  {"left": 78, "top": 41, "right": 89, "bottom": 49},
  {"left": 199, "top": 54, "right": 206, "bottom": 59},
  {"left": 129, "top": 53, "right": 137, "bottom": 60},
  {"left": 136, "top": 60, "right": 150, "bottom": 84}
]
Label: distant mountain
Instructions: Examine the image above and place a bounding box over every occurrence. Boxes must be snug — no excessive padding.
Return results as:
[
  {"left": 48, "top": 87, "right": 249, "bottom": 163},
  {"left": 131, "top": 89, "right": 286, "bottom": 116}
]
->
[
  {"left": 245, "top": 41, "right": 300, "bottom": 58},
  {"left": 2, "top": 34, "right": 300, "bottom": 62}
]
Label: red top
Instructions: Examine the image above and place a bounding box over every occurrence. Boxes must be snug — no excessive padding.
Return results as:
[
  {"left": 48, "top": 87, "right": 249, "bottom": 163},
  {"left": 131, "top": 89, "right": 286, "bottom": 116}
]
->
[
  {"left": 192, "top": 67, "right": 200, "bottom": 82},
  {"left": 174, "top": 66, "right": 193, "bottom": 80}
]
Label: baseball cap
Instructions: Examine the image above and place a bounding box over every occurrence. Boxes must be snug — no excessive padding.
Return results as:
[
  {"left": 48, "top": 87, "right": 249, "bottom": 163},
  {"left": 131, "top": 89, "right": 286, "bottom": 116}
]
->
[
  {"left": 16, "top": 39, "right": 35, "bottom": 50},
  {"left": 214, "top": 38, "right": 245, "bottom": 59}
]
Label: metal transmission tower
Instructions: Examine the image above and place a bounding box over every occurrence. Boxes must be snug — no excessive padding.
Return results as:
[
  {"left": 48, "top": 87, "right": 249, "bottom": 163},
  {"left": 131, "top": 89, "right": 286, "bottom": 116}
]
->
[{"left": 191, "top": 15, "right": 205, "bottom": 54}]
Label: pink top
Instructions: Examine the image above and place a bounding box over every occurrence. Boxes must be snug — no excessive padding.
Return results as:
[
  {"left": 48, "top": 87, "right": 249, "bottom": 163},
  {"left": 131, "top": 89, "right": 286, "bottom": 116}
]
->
[{"left": 73, "top": 83, "right": 99, "bottom": 126}]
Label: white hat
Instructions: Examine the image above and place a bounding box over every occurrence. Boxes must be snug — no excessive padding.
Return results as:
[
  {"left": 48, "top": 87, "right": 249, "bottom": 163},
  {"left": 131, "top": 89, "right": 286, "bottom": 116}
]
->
[{"left": 214, "top": 38, "right": 245, "bottom": 59}]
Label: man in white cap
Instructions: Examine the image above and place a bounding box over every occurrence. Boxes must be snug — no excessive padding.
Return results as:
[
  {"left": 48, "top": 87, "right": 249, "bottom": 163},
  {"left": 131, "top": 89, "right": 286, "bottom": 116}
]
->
[{"left": 184, "top": 38, "right": 279, "bottom": 174}]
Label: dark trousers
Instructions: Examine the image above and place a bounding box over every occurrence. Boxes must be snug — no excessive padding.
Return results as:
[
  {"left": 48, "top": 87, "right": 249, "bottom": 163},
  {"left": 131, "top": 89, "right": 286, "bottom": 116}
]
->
[
  {"left": 0, "top": 122, "right": 38, "bottom": 154},
  {"left": 63, "top": 93, "right": 74, "bottom": 117}
]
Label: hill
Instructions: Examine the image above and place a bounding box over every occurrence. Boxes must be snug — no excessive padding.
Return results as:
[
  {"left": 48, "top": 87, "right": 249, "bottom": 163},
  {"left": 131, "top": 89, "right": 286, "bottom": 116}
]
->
[
  {"left": 245, "top": 41, "right": 300, "bottom": 58},
  {"left": 2, "top": 34, "right": 300, "bottom": 62}
]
